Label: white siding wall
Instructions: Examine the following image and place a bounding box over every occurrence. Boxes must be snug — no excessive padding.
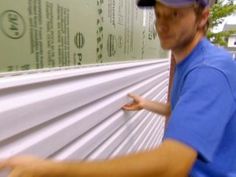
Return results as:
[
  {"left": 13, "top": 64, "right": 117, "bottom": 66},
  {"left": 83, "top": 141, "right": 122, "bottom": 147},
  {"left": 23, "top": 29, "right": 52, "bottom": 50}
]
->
[{"left": 0, "top": 60, "right": 169, "bottom": 176}]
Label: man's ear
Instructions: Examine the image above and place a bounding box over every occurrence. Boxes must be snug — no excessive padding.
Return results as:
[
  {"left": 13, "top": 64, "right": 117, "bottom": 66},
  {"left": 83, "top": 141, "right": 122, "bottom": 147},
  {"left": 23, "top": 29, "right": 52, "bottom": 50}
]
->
[{"left": 198, "top": 8, "right": 210, "bottom": 29}]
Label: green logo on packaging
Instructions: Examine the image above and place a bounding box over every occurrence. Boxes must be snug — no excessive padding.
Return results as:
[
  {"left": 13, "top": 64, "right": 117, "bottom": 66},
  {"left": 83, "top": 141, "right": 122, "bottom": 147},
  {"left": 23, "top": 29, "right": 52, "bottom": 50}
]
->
[{"left": 0, "top": 10, "right": 26, "bottom": 39}]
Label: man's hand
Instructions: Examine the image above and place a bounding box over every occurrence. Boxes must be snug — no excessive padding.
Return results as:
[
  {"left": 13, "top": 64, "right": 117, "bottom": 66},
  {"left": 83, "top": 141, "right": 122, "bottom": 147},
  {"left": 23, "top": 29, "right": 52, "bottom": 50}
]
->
[
  {"left": 123, "top": 93, "right": 171, "bottom": 117},
  {"left": 122, "top": 94, "right": 145, "bottom": 111},
  {"left": 0, "top": 156, "right": 55, "bottom": 177}
]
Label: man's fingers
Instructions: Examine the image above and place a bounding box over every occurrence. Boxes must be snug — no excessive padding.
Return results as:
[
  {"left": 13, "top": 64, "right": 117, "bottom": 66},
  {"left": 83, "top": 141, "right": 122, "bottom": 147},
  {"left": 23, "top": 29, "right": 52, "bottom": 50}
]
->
[
  {"left": 122, "top": 104, "right": 136, "bottom": 110},
  {"left": 0, "top": 162, "right": 5, "bottom": 170},
  {"left": 123, "top": 103, "right": 142, "bottom": 111},
  {"left": 123, "top": 93, "right": 143, "bottom": 111},
  {"left": 127, "top": 93, "right": 140, "bottom": 101},
  {"left": 0, "top": 160, "right": 8, "bottom": 170},
  {"left": 8, "top": 168, "right": 24, "bottom": 177}
]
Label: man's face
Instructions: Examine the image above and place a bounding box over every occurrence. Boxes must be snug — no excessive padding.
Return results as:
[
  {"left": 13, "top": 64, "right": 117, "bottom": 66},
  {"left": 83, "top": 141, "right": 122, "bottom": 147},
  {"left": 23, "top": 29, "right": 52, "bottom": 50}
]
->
[{"left": 154, "top": 3, "right": 199, "bottom": 51}]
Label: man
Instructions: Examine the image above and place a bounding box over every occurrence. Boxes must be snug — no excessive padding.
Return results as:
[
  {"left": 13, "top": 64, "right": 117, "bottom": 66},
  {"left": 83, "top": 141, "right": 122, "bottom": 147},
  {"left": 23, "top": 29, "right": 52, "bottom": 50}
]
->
[{"left": 0, "top": 0, "right": 236, "bottom": 176}]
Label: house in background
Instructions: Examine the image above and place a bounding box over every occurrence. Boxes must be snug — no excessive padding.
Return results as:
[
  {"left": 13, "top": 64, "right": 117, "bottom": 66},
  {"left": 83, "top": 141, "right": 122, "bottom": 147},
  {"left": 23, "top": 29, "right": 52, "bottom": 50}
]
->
[{"left": 223, "top": 16, "right": 236, "bottom": 59}]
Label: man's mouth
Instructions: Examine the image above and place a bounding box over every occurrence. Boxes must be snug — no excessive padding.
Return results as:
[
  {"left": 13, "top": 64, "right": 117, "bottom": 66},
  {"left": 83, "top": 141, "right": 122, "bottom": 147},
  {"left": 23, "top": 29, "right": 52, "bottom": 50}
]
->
[{"left": 160, "top": 35, "right": 172, "bottom": 40}]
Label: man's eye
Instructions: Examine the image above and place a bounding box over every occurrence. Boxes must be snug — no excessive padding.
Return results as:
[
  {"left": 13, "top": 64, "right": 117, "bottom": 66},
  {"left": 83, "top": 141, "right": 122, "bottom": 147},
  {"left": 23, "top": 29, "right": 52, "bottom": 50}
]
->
[{"left": 172, "top": 11, "right": 180, "bottom": 18}]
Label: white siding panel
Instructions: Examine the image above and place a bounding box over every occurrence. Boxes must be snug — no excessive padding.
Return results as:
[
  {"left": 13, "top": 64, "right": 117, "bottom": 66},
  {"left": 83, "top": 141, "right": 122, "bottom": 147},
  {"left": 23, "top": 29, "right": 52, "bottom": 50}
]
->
[
  {"left": 139, "top": 116, "right": 162, "bottom": 151},
  {"left": 144, "top": 117, "right": 163, "bottom": 150},
  {"left": 87, "top": 111, "right": 155, "bottom": 161},
  {"left": 0, "top": 60, "right": 169, "bottom": 174},
  {"left": 0, "top": 62, "right": 168, "bottom": 142},
  {"left": 128, "top": 115, "right": 162, "bottom": 153},
  {"left": 110, "top": 114, "right": 151, "bottom": 158}
]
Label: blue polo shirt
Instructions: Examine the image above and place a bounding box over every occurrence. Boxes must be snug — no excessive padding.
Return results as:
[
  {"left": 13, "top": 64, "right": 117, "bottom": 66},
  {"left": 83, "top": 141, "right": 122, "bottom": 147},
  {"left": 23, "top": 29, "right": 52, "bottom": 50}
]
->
[{"left": 164, "top": 38, "right": 236, "bottom": 177}]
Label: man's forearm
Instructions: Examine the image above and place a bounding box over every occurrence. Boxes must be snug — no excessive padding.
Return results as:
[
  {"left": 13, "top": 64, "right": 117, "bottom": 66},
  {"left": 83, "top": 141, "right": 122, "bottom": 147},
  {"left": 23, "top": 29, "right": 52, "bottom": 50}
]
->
[
  {"left": 49, "top": 148, "right": 170, "bottom": 177},
  {"left": 52, "top": 140, "right": 195, "bottom": 177},
  {"left": 143, "top": 101, "right": 171, "bottom": 117},
  {"left": 0, "top": 140, "right": 195, "bottom": 177}
]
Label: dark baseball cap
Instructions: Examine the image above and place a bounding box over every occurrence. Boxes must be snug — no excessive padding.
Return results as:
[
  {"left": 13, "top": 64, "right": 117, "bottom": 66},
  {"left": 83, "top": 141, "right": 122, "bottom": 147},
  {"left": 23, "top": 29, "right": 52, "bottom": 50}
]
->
[{"left": 137, "top": 0, "right": 209, "bottom": 8}]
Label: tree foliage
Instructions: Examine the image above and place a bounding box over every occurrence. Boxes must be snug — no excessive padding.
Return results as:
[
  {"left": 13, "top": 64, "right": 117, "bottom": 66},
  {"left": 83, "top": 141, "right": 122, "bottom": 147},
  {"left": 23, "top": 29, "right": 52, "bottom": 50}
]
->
[{"left": 207, "top": 0, "right": 236, "bottom": 46}]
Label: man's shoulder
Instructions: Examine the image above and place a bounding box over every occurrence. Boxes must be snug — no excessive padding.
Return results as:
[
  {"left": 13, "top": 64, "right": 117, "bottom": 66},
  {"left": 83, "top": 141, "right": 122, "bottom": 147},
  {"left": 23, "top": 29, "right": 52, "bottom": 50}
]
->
[
  {"left": 196, "top": 39, "right": 236, "bottom": 74},
  {"left": 182, "top": 38, "right": 234, "bottom": 74},
  {"left": 196, "top": 45, "right": 236, "bottom": 102}
]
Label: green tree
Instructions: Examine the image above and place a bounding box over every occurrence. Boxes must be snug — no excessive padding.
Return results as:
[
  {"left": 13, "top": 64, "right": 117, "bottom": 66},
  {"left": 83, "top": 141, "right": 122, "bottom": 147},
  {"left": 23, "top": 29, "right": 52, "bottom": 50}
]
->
[{"left": 207, "top": 0, "right": 236, "bottom": 46}]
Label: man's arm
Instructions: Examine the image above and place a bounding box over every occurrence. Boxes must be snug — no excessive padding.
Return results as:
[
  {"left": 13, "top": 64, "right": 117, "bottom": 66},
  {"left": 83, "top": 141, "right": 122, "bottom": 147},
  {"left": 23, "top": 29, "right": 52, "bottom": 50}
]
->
[
  {"left": 0, "top": 139, "right": 197, "bottom": 177},
  {"left": 123, "top": 94, "right": 171, "bottom": 117}
]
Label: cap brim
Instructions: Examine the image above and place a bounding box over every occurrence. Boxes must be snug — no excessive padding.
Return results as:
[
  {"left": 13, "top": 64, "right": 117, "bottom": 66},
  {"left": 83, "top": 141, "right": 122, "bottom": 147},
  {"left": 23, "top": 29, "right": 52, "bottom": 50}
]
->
[
  {"left": 137, "top": 0, "right": 208, "bottom": 8},
  {"left": 137, "top": 0, "right": 156, "bottom": 8}
]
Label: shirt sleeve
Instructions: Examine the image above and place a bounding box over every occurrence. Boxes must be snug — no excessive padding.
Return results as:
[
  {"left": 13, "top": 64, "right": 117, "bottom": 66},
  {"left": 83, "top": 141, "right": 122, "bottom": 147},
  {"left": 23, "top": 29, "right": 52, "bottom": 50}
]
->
[{"left": 164, "top": 66, "right": 235, "bottom": 162}]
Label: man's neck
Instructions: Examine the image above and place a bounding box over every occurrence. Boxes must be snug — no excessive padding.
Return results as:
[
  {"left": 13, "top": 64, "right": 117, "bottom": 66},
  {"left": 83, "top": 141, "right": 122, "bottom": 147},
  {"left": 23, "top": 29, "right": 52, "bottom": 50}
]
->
[{"left": 172, "top": 33, "right": 204, "bottom": 64}]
